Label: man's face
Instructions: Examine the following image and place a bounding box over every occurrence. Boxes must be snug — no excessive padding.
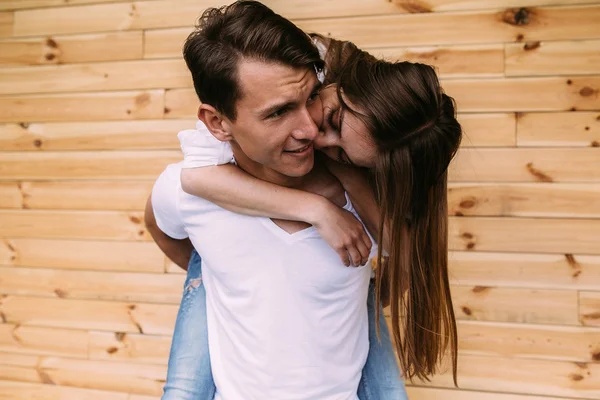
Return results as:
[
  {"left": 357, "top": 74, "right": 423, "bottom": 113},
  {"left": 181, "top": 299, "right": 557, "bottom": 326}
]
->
[
  {"left": 314, "top": 85, "right": 377, "bottom": 168},
  {"left": 224, "top": 60, "right": 323, "bottom": 179}
]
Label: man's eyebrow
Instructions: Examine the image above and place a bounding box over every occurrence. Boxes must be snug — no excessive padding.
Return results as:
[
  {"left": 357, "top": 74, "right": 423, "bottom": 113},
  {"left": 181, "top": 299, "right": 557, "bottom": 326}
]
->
[{"left": 257, "top": 80, "right": 323, "bottom": 117}]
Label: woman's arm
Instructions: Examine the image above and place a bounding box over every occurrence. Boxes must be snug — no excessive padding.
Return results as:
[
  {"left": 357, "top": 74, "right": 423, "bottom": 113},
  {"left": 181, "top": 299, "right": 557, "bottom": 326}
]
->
[{"left": 181, "top": 165, "right": 373, "bottom": 267}]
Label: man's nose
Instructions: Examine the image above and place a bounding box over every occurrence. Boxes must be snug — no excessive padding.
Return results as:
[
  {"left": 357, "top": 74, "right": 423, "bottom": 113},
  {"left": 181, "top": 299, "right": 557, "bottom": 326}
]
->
[{"left": 292, "top": 107, "right": 319, "bottom": 141}]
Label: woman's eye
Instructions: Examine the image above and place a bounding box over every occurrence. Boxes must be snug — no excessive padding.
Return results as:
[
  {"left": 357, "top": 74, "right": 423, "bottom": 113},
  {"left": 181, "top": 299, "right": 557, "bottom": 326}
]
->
[{"left": 307, "top": 91, "right": 320, "bottom": 104}]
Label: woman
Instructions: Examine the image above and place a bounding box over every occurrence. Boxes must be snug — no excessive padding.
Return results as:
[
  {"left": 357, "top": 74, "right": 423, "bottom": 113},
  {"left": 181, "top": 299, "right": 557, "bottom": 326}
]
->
[{"left": 165, "top": 36, "right": 461, "bottom": 398}]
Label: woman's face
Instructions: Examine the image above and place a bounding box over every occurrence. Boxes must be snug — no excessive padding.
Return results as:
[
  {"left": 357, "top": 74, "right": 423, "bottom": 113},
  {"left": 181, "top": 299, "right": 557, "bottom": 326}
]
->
[{"left": 314, "top": 85, "right": 378, "bottom": 168}]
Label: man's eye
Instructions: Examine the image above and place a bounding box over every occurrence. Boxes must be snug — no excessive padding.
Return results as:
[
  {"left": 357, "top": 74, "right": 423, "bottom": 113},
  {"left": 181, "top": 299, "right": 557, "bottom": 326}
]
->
[{"left": 268, "top": 108, "right": 288, "bottom": 119}]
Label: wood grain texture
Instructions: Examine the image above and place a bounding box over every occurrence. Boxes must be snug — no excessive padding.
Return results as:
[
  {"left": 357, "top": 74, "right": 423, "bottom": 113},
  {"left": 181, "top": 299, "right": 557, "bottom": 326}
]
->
[
  {"left": 0, "top": 11, "right": 12, "bottom": 38},
  {"left": 406, "top": 386, "right": 562, "bottom": 400},
  {"left": 0, "top": 380, "right": 131, "bottom": 400},
  {"left": 451, "top": 285, "right": 579, "bottom": 325},
  {"left": 424, "top": 354, "right": 600, "bottom": 399},
  {"left": 0, "top": 210, "right": 150, "bottom": 241},
  {"left": 449, "top": 148, "right": 600, "bottom": 182},
  {"left": 448, "top": 183, "right": 600, "bottom": 218},
  {"left": 0, "top": 181, "right": 154, "bottom": 210},
  {"left": 0, "top": 238, "right": 164, "bottom": 272},
  {"left": 0, "top": 295, "right": 177, "bottom": 334},
  {"left": 506, "top": 39, "right": 600, "bottom": 76},
  {"left": 0, "top": 31, "right": 143, "bottom": 66},
  {"left": 0, "top": 352, "right": 166, "bottom": 395},
  {"left": 0, "top": 59, "right": 191, "bottom": 95},
  {"left": 0, "top": 119, "right": 192, "bottom": 151},
  {"left": 0, "top": 90, "right": 165, "bottom": 122},
  {"left": 449, "top": 251, "right": 600, "bottom": 291},
  {"left": 0, "top": 150, "right": 181, "bottom": 180},
  {"left": 298, "top": 5, "right": 600, "bottom": 48},
  {"left": 517, "top": 112, "right": 600, "bottom": 147},
  {"left": 449, "top": 216, "right": 600, "bottom": 254},
  {"left": 580, "top": 291, "right": 600, "bottom": 327},
  {"left": 0, "top": 267, "right": 184, "bottom": 304},
  {"left": 458, "top": 113, "right": 516, "bottom": 147},
  {"left": 443, "top": 75, "right": 600, "bottom": 112}
]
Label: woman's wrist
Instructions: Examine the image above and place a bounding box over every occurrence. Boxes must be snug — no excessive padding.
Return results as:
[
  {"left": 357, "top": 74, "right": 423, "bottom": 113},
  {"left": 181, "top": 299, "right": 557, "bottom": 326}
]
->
[{"left": 300, "top": 194, "right": 333, "bottom": 227}]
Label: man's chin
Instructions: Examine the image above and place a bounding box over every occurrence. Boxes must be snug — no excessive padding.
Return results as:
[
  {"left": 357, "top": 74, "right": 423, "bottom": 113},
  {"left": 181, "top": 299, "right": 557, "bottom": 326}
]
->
[{"left": 281, "top": 155, "right": 315, "bottom": 177}]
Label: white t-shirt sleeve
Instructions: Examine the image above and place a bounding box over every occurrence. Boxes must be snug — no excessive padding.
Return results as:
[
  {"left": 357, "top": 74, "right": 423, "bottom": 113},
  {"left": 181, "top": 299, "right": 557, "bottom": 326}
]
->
[
  {"left": 151, "top": 162, "right": 188, "bottom": 240},
  {"left": 178, "top": 120, "right": 235, "bottom": 169}
]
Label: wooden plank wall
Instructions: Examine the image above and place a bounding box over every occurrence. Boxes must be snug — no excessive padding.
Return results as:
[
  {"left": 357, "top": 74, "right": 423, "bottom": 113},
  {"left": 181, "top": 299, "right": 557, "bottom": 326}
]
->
[{"left": 0, "top": 0, "right": 599, "bottom": 399}]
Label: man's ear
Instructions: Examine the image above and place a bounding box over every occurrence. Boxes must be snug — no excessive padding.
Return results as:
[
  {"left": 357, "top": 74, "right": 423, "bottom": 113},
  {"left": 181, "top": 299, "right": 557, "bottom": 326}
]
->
[{"left": 197, "top": 104, "right": 234, "bottom": 142}]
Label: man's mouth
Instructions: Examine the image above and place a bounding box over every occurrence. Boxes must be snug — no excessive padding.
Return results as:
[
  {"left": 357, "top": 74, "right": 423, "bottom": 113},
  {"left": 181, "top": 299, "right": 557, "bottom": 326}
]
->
[{"left": 284, "top": 143, "right": 313, "bottom": 155}]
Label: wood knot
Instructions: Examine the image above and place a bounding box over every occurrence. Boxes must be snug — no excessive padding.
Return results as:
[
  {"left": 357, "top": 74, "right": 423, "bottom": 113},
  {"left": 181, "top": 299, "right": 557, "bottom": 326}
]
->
[
  {"left": 164, "top": 107, "right": 171, "bottom": 114},
  {"left": 591, "top": 350, "right": 600, "bottom": 361},
  {"left": 570, "top": 373, "right": 584, "bottom": 382},
  {"left": 33, "top": 139, "right": 43, "bottom": 148},
  {"left": 18, "top": 122, "right": 30, "bottom": 129},
  {"left": 472, "top": 286, "right": 491, "bottom": 294},
  {"left": 503, "top": 8, "right": 532, "bottom": 26},
  {"left": 565, "top": 254, "right": 579, "bottom": 268},
  {"left": 394, "top": 0, "right": 432, "bottom": 13},
  {"left": 516, "top": 34, "right": 524, "bottom": 42},
  {"left": 461, "top": 232, "right": 474, "bottom": 240},
  {"left": 591, "top": 141, "right": 600, "bottom": 147},
  {"left": 106, "top": 346, "right": 119, "bottom": 354},
  {"left": 129, "top": 216, "right": 141, "bottom": 224},
  {"left": 45, "top": 53, "right": 56, "bottom": 61},
  {"left": 45, "top": 37, "right": 58, "bottom": 49},
  {"left": 567, "top": 79, "right": 573, "bottom": 85},
  {"left": 459, "top": 198, "right": 476, "bottom": 209},
  {"left": 523, "top": 41, "right": 540, "bottom": 51},
  {"left": 579, "top": 87, "right": 596, "bottom": 97},
  {"left": 134, "top": 93, "right": 151, "bottom": 107},
  {"left": 461, "top": 306, "right": 472, "bottom": 316},
  {"left": 127, "top": 304, "right": 136, "bottom": 311},
  {"left": 54, "top": 289, "right": 68, "bottom": 298},
  {"left": 114, "top": 332, "right": 127, "bottom": 341},
  {"left": 466, "top": 242, "right": 476, "bottom": 250},
  {"left": 526, "top": 162, "right": 553, "bottom": 182}
]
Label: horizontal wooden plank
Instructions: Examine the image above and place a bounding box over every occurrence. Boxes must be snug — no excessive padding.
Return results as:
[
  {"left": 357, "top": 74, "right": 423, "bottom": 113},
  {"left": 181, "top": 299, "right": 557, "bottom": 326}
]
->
[
  {"left": 89, "top": 331, "right": 170, "bottom": 365},
  {"left": 0, "top": 380, "right": 130, "bottom": 400},
  {"left": 0, "top": 295, "right": 177, "bottom": 334},
  {"left": 0, "top": 11, "right": 12, "bottom": 38},
  {"left": 0, "top": 238, "right": 164, "bottom": 272},
  {"left": 0, "top": 353, "right": 165, "bottom": 395},
  {"left": 0, "top": 210, "right": 149, "bottom": 241},
  {"left": 449, "top": 148, "right": 600, "bottom": 182},
  {"left": 0, "top": 150, "right": 181, "bottom": 180},
  {"left": 163, "top": 88, "right": 197, "bottom": 118},
  {"left": 373, "top": 44, "right": 505, "bottom": 78},
  {"left": 449, "top": 251, "right": 600, "bottom": 291},
  {"left": 0, "top": 119, "right": 192, "bottom": 151},
  {"left": 298, "top": 5, "right": 600, "bottom": 48},
  {"left": 443, "top": 75, "right": 600, "bottom": 112},
  {"left": 448, "top": 183, "right": 600, "bottom": 218},
  {"left": 457, "top": 320, "right": 600, "bottom": 362},
  {"left": 0, "top": 324, "right": 88, "bottom": 359},
  {"left": 517, "top": 111, "right": 600, "bottom": 147},
  {"left": 0, "top": 0, "right": 134, "bottom": 11},
  {"left": 0, "top": 323, "right": 171, "bottom": 365},
  {"left": 0, "top": 180, "right": 153, "bottom": 210},
  {"left": 0, "top": 90, "right": 165, "bottom": 123},
  {"left": 457, "top": 113, "right": 516, "bottom": 147},
  {"left": 506, "top": 39, "right": 600, "bottom": 76},
  {"left": 451, "top": 286, "right": 579, "bottom": 325},
  {"left": 0, "top": 31, "right": 143, "bottom": 66},
  {"left": 425, "top": 354, "right": 600, "bottom": 399},
  {"left": 449, "top": 217, "right": 600, "bottom": 254},
  {"left": 406, "top": 386, "right": 559, "bottom": 400},
  {"left": 0, "top": 267, "right": 184, "bottom": 304},
  {"left": 580, "top": 291, "right": 600, "bottom": 327},
  {"left": 0, "top": 59, "right": 191, "bottom": 95}
]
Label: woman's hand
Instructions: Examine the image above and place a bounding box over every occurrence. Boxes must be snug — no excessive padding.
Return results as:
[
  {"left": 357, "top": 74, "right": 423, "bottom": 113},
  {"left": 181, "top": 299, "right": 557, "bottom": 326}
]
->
[{"left": 310, "top": 199, "right": 372, "bottom": 267}]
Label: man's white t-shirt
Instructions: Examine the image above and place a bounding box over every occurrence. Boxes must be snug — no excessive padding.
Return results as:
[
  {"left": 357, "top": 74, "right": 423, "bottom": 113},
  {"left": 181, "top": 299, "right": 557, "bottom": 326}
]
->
[{"left": 152, "top": 162, "right": 372, "bottom": 400}]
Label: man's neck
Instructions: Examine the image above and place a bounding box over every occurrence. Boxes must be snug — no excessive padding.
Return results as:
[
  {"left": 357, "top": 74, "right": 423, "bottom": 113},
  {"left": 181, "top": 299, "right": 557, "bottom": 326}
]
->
[{"left": 231, "top": 144, "right": 310, "bottom": 189}]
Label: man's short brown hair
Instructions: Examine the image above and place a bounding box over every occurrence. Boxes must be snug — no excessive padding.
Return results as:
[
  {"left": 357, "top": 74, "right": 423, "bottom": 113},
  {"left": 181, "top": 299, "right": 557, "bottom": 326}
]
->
[{"left": 183, "top": 1, "right": 324, "bottom": 120}]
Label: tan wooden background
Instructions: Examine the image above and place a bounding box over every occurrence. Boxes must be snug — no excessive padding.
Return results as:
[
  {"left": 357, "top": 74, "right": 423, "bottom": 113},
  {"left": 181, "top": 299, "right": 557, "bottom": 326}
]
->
[{"left": 0, "top": 0, "right": 599, "bottom": 399}]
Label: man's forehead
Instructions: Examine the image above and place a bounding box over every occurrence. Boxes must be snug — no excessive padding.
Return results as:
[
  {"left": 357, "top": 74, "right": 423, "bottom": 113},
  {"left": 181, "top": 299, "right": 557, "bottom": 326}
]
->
[{"left": 237, "top": 59, "right": 317, "bottom": 101}]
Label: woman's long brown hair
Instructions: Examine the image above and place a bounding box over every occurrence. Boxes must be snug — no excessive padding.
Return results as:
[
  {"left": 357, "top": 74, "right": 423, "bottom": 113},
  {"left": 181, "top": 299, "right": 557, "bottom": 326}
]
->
[{"left": 313, "top": 34, "right": 462, "bottom": 384}]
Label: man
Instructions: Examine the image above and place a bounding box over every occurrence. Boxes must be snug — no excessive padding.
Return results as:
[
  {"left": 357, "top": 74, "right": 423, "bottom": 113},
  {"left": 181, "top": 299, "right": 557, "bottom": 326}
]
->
[{"left": 145, "top": 1, "right": 404, "bottom": 399}]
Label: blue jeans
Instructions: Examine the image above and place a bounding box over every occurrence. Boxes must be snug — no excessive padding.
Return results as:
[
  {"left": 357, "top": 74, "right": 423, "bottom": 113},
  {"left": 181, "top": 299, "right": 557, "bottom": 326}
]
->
[{"left": 162, "top": 250, "right": 407, "bottom": 399}]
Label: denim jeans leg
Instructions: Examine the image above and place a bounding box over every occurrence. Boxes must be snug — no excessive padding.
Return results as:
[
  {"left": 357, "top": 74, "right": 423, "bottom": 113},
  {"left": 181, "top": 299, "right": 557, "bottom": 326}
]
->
[
  {"left": 357, "top": 281, "right": 408, "bottom": 400},
  {"left": 162, "top": 250, "right": 216, "bottom": 400}
]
